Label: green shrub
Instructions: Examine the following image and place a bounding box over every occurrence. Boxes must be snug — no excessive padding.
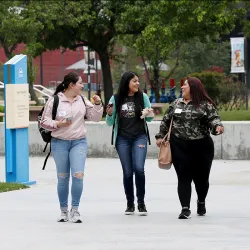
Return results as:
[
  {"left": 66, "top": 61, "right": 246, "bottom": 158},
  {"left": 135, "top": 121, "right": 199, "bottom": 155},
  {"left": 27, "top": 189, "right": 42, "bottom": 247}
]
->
[
  {"left": 188, "top": 71, "right": 247, "bottom": 110},
  {"left": 0, "top": 64, "right": 3, "bottom": 82},
  {"left": 218, "top": 77, "right": 247, "bottom": 111},
  {"left": 188, "top": 71, "right": 223, "bottom": 105},
  {"left": 0, "top": 105, "right": 4, "bottom": 122}
]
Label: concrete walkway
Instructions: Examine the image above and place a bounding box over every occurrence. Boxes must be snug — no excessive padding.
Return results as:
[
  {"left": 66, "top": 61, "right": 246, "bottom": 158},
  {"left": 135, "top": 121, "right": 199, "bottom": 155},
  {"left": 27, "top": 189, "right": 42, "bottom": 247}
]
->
[{"left": 0, "top": 157, "right": 250, "bottom": 250}]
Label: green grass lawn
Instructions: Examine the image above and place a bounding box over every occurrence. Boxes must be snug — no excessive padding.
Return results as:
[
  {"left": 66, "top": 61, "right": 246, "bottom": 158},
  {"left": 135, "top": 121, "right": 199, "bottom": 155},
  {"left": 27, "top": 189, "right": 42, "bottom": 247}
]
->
[
  {"left": 0, "top": 182, "right": 29, "bottom": 193},
  {"left": 153, "top": 103, "right": 250, "bottom": 121},
  {"left": 219, "top": 110, "right": 250, "bottom": 121},
  {"left": 1, "top": 90, "right": 250, "bottom": 121}
]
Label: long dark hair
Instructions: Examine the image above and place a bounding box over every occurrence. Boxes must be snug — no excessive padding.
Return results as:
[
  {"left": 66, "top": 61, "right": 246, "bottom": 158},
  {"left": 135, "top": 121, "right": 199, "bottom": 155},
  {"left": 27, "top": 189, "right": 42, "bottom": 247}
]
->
[
  {"left": 54, "top": 72, "right": 79, "bottom": 95},
  {"left": 116, "top": 71, "right": 142, "bottom": 115},
  {"left": 187, "top": 77, "right": 215, "bottom": 107}
]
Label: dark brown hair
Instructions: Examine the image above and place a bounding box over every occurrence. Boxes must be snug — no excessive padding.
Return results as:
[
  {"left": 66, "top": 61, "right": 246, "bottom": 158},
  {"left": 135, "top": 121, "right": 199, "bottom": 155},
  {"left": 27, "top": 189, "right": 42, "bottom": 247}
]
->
[
  {"left": 187, "top": 77, "right": 215, "bottom": 107},
  {"left": 116, "top": 71, "right": 142, "bottom": 114},
  {"left": 54, "top": 72, "right": 79, "bottom": 95}
]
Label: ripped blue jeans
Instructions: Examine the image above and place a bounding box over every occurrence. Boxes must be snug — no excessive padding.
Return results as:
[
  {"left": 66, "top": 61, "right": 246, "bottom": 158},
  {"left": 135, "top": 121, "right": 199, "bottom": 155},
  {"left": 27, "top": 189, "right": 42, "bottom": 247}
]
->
[
  {"left": 51, "top": 137, "right": 88, "bottom": 211},
  {"left": 115, "top": 134, "right": 148, "bottom": 205}
]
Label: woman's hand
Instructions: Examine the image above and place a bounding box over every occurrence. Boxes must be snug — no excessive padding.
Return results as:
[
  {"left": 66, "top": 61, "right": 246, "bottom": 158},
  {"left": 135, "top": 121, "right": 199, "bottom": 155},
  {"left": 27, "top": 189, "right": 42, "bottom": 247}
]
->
[
  {"left": 216, "top": 126, "right": 224, "bottom": 135},
  {"left": 106, "top": 105, "right": 113, "bottom": 116},
  {"left": 156, "top": 138, "right": 163, "bottom": 148},
  {"left": 56, "top": 119, "right": 72, "bottom": 128},
  {"left": 92, "top": 95, "right": 101, "bottom": 105},
  {"left": 140, "top": 107, "right": 154, "bottom": 119}
]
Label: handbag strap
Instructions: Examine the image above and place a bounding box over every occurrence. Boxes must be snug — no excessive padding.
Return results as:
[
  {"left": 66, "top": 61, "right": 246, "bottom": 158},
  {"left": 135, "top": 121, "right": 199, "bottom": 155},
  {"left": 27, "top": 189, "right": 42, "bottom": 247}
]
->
[
  {"left": 163, "top": 99, "right": 181, "bottom": 142},
  {"left": 166, "top": 117, "right": 173, "bottom": 141},
  {"left": 162, "top": 117, "right": 173, "bottom": 142}
]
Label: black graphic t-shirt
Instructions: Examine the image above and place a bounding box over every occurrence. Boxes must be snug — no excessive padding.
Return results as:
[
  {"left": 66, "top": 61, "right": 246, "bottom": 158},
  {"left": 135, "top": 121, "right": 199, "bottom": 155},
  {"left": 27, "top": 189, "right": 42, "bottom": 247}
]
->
[{"left": 118, "top": 96, "right": 145, "bottom": 138}]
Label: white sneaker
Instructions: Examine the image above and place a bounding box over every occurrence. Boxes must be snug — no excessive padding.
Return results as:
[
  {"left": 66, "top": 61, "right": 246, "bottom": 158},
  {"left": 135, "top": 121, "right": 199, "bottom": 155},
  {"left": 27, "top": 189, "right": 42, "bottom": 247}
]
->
[
  {"left": 57, "top": 211, "right": 68, "bottom": 222},
  {"left": 69, "top": 209, "right": 82, "bottom": 223}
]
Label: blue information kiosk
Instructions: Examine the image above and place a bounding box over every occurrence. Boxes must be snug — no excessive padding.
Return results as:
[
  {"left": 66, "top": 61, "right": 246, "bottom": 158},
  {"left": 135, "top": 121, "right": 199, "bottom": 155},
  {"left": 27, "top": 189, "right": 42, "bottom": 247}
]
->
[{"left": 4, "top": 54, "right": 36, "bottom": 185}]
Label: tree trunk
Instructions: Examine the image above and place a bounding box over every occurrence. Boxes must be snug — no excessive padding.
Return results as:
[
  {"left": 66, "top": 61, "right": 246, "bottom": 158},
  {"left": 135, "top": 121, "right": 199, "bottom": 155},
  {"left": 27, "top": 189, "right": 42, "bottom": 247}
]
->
[
  {"left": 152, "top": 67, "right": 160, "bottom": 103},
  {"left": 98, "top": 49, "right": 113, "bottom": 107},
  {"left": 2, "top": 43, "right": 17, "bottom": 60},
  {"left": 164, "top": 44, "right": 181, "bottom": 82},
  {"left": 141, "top": 56, "right": 150, "bottom": 85},
  {"left": 29, "top": 82, "right": 40, "bottom": 104},
  {"left": 27, "top": 56, "right": 40, "bottom": 105},
  {"left": 3, "top": 46, "right": 12, "bottom": 59}
]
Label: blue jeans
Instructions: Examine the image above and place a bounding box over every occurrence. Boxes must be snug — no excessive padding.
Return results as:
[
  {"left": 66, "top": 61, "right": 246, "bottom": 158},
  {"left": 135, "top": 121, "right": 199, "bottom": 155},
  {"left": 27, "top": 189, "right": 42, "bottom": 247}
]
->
[
  {"left": 115, "top": 134, "right": 148, "bottom": 204},
  {"left": 51, "top": 137, "right": 88, "bottom": 211}
]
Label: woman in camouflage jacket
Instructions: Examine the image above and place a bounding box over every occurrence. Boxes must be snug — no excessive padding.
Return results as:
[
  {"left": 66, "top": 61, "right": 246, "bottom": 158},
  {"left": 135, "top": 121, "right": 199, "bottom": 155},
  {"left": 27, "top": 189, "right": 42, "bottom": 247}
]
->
[{"left": 155, "top": 77, "right": 224, "bottom": 219}]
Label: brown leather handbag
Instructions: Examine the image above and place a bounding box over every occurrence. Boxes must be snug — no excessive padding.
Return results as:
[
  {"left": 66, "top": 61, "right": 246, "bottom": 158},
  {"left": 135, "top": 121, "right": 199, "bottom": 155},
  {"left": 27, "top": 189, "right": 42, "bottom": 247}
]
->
[{"left": 158, "top": 117, "right": 174, "bottom": 170}]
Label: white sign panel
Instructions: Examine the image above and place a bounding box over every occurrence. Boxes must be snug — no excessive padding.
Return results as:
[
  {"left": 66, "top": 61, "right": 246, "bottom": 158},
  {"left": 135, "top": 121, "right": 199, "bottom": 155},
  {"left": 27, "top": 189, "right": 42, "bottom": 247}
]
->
[
  {"left": 230, "top": 37, "right": 245, "bottom": 73},
  {"left": 5, "top": 84, "right": 29, "bottom": 129}
]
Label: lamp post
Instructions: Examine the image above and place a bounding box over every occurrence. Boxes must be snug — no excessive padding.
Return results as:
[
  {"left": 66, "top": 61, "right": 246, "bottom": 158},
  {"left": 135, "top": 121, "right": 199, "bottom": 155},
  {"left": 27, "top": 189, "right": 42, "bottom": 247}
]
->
[
  {"left": 60, "top": 47, "right": 64, "bottom": 80},
  {"left": 87, "top": 47, "right": 91, "bottom": 100},
  {"left": 96, "top": 52, "right": 98, "bottom": 90},
  {"left": 40, "top": 53, "right": 43, "bottom": 85}
]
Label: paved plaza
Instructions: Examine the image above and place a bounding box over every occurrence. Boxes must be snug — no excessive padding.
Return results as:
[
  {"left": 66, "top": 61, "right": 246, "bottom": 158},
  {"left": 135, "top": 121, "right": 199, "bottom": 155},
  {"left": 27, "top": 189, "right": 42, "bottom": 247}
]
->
[{"left": 0, "top": 157, "right": 250, "bottom": 250}]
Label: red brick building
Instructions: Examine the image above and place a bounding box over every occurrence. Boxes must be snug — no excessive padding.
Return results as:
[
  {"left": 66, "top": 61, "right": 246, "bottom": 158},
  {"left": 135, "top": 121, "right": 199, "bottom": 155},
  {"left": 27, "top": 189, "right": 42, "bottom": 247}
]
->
[{"left": 0, "top": 43, "right": 102, "bottom": 88}]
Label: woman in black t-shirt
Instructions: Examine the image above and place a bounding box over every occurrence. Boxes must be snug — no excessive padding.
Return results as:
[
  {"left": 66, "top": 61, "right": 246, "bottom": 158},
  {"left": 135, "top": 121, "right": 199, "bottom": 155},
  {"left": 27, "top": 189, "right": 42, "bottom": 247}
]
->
[{"left": 106, "top": 71, "right": 154, "bottom": 216}]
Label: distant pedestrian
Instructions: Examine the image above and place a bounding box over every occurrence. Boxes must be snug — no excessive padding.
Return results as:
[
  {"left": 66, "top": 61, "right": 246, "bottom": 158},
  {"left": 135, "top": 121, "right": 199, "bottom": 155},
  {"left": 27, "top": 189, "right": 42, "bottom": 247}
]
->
[
  {"left": 41, "top": 72, "right": 103, "bottom": 223},
  {"left": 155, "top": 77, "right": 224, "bottom": 219},
  {"left": 106, "top": 71, "right": 154, "bottom": 216}
]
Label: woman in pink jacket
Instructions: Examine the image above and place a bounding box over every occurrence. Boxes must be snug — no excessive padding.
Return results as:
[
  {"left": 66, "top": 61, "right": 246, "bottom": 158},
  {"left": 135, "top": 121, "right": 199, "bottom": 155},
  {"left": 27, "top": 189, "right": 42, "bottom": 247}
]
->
[{"left": 41, "top": 72, "right": 103, "bottom": 223}]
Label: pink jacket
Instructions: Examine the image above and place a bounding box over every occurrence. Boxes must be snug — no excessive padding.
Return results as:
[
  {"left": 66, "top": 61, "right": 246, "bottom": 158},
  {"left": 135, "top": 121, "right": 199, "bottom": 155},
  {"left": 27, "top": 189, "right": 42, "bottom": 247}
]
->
[{"left": 40, "top": 92, "right": 103, "bottom": 140}]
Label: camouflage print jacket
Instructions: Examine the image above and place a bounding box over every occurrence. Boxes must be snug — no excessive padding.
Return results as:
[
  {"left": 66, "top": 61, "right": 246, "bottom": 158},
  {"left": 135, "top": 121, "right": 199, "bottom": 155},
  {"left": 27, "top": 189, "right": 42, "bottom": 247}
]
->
[{"left": 155, "top": 98, "right": 223, "bottom": 140}]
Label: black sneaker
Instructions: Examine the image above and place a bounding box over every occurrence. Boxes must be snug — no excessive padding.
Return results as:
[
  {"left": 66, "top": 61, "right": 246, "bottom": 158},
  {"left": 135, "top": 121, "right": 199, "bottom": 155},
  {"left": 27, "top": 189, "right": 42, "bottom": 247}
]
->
[
  {"left": 197, "top": 200, "right": 206, "bottom": 216},
  {"left": 138, "top": 203, "right": 147, "bottom": 216},
  {"left": 125, "top": 204, "right": 135, "bottom": 215},
  {"left": 178, "top": 207, "right": 191, "bottom": 219}
]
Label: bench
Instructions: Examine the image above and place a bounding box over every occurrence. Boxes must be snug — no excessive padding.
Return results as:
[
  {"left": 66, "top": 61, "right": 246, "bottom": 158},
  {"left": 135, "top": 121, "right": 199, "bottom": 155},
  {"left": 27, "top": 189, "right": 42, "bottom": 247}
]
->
[
  {"left": 151, "top": 103, "right": 166, "bottom": 108},
  {"left": 29, "top": 106, "right": 43, "bottom": 121},
  {"left": 0, "top": 100, "right": 37, "bottom": 105},
  {"left": 0, "top": 112, "right": 4, "bottom": 122},
  {"left": 0, "top": 105, "right": 42, "bottom": 121},
  {"left": 151, "top": 103, "right": 166, "bottom": 114},
  {"left": 0, "top": 107, "right": 42, "bottom": 121}
]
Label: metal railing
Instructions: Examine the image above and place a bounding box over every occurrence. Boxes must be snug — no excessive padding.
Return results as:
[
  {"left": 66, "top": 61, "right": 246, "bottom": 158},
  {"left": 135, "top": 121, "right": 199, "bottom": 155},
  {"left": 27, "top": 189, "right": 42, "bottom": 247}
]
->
[
  {"left": 33, "top": 84, "right": 53, "bottom": 98},
  {"left": 0, "top": 82, "right": 53, "bottom": 96},
  {"left": 0, "top": 82, "right": 54, "bottom": 104}
]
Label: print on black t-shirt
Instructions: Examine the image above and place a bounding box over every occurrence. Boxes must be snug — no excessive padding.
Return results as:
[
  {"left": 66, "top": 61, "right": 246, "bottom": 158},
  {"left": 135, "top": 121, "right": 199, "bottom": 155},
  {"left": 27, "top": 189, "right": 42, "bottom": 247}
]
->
[
  {"left": 121, "top": 102, "right": 135, "bottom": 118},
  {"left": 118, "top": 96, "right": 145, "bottom": 139}
]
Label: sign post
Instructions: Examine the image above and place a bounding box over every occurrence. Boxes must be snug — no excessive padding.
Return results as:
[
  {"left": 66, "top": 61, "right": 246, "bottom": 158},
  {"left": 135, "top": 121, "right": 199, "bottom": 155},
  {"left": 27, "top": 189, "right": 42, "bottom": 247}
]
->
[
  {"left": 4, "top": 54, "right": 36, "bottom": 185},
  {"left": 230, "top": 37, "right": 248, "bottom": 110}
]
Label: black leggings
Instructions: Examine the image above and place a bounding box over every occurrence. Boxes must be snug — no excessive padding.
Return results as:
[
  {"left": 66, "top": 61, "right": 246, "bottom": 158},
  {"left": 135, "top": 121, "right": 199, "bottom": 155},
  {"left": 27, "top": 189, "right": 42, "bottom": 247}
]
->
[{"left": 170, "top": 134, "right": 214, "bottom": 208}]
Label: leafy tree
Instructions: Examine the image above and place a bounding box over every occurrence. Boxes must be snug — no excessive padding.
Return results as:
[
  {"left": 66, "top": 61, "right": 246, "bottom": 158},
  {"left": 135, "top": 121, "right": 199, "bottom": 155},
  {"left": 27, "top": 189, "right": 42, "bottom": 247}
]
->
[
  {"left": 18, "top": 0, "right": 146, "bottom": 106},
  {"left": 0, "top": 2, "right": 23, "bottom": 59},
  {"left": 111, "top": 45, "right": 143, "bottom": 90},
  {"left": 120, "top": 0, "right": 246, "bottom": 101},
  {"left": 10, "top": 0, "right": 246, "bottom": 106},
  {"left": 0, "top": 1, "right": 41, "bottom": 58},
  {"left": 25, "top": 43, "right": 44, "bottom": 104},
  {"left": 170, "top": 36, "right": 231, "bottom": 84},
  {"left": 0, "top": 1, "right": 42, "bottom": 102}
]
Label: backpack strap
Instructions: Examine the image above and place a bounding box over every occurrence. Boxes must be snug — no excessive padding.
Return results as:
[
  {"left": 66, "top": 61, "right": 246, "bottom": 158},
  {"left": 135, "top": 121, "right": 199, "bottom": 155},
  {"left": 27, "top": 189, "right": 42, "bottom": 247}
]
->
[
  {"left": 42, "top": 144, "right": 51, "bottom": 170},
  {"left": 43, "top": 142, "right": 49, "bottom": 152},
  {"left": 80, "top": 95, "right": 86, "bottom": 105},
  {"left": 80, "top": 95, "right": 87, "bottom": 119},
  {"left": 42, "top": 95, "right": 59, "bottom": 170},
  {"left": 52, "top": 95, "right": 59, "bottom": 120}
]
